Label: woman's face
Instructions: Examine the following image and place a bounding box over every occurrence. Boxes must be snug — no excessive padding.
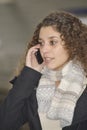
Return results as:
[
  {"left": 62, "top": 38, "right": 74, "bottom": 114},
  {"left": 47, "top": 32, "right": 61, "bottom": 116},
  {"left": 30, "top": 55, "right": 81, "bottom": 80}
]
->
[{"left": 39, "top": 26, "right": 69, "bottom": 70}]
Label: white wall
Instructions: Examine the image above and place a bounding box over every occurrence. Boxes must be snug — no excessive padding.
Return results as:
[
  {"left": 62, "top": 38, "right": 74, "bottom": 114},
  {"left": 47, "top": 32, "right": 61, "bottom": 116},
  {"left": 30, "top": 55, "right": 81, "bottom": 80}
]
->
[{"left": 80, "top": 17, "right": 87, "bottom": 25}]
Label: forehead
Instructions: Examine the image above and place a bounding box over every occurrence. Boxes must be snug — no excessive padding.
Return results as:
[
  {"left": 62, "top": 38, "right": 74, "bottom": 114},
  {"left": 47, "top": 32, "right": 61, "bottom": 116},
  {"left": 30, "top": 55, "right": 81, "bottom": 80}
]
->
[{"left": 39, "top": 26, "right": 61, "bottom": 39}]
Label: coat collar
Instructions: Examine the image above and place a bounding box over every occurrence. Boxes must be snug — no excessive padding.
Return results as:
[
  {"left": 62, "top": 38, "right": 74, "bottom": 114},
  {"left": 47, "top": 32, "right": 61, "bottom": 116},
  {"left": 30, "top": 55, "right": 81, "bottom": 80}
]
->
[{"left": 72, "top": 86, "right": 87, "bottom": 125}]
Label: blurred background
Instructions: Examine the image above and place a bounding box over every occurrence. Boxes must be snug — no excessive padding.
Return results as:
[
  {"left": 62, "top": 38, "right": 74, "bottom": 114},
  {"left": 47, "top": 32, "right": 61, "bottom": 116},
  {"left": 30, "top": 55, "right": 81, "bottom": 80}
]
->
[{"left": 0, "top": 0, "right": 87, "bottom": 129}]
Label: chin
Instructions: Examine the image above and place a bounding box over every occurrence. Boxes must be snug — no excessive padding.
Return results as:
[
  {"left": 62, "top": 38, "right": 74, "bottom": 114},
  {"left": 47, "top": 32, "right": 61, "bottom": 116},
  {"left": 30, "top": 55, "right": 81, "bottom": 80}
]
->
[{"left": 46, "top": 65, "right": 57, "bottom": 71}]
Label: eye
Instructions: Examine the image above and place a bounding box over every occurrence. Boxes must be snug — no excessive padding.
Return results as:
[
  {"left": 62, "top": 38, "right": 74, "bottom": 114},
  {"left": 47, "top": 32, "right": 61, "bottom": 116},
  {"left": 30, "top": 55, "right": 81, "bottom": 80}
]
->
[
  {"left": 50, "top": 40, "right": 58, "bottom": 45},
  {"left": 38, "top": 40, "right": 44, "bottom": 46}
]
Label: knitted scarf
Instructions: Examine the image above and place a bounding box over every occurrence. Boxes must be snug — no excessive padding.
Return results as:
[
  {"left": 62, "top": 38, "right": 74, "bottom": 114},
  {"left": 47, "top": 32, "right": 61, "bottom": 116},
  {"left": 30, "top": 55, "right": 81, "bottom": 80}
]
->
[{"left": 37, "top": 60, "right": 86, "bottom": 128}]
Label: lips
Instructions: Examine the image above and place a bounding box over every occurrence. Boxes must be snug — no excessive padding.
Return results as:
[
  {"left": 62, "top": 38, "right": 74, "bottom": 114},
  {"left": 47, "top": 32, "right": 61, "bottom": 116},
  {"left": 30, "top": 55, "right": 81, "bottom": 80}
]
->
[{"left": 44, "top": 57, "right": 54, "bottom": 63}]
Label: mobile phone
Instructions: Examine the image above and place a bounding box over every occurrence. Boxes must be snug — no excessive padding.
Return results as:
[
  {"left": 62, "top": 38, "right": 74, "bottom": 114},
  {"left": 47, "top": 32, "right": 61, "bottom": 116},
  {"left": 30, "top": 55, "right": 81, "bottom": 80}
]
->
[{"left": 35, "top": 49, "right": 43, "bottom": 64}]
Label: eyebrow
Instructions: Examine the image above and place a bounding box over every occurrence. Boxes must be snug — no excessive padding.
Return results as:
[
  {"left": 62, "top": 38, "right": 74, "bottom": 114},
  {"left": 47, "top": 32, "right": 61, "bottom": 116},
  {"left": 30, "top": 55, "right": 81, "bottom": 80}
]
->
[{"left": 39, "top": 36, "right": 59, "bottom": 40}]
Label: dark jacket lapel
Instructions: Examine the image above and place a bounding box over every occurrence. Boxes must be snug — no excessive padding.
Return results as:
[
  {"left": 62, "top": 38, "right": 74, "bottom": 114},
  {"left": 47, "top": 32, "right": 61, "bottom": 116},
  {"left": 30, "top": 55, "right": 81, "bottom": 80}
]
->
[{"left": 72, "top": 86, "right": 87, "bottom": 125}]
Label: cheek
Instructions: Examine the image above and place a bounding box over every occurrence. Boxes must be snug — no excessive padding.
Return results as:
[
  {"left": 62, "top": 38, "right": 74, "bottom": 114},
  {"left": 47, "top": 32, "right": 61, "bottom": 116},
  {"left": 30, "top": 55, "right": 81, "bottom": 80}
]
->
[{"left": 55, "top": 48, "right": 69, "bottom": 60}]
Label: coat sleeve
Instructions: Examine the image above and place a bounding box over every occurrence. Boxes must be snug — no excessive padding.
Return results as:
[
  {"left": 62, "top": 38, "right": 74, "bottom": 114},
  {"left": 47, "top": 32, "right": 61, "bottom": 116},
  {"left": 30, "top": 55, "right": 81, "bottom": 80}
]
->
[{"left": 0, "top": 66, "right": 42, "bottom": 130}]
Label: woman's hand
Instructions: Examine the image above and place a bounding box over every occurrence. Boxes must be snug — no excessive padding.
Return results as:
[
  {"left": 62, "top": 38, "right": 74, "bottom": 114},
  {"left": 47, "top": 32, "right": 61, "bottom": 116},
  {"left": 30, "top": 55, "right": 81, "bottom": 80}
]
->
[{"left": 26, "top": 44, "right": 44, "bottom": 72}]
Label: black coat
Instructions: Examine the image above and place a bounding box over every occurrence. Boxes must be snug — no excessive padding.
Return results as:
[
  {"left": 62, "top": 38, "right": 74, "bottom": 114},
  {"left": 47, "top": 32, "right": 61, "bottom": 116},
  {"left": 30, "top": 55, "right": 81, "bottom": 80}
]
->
[{"left": 0, "top": 66, "right": 87, "bottom": 130}]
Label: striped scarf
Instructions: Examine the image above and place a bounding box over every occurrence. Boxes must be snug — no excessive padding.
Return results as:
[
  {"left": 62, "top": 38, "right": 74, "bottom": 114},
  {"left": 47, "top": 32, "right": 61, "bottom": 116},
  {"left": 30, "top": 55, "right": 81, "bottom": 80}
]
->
[{"left": 37, "top": 60, "right": 86, "bottom": 128}]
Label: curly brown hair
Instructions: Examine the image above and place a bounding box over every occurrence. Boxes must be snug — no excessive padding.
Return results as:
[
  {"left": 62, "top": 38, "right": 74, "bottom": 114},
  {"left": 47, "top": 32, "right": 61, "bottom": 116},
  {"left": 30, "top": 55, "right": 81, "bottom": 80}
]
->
[{"left": 16, "top": 11, "right": 87, "bottom": 75}]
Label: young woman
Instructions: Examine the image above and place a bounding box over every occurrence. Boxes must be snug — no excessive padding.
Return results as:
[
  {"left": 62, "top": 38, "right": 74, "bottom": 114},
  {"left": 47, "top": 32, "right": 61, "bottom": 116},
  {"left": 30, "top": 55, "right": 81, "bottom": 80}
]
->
[{"left": 0, "top": 11, "right": 87, "bottom": 130}]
